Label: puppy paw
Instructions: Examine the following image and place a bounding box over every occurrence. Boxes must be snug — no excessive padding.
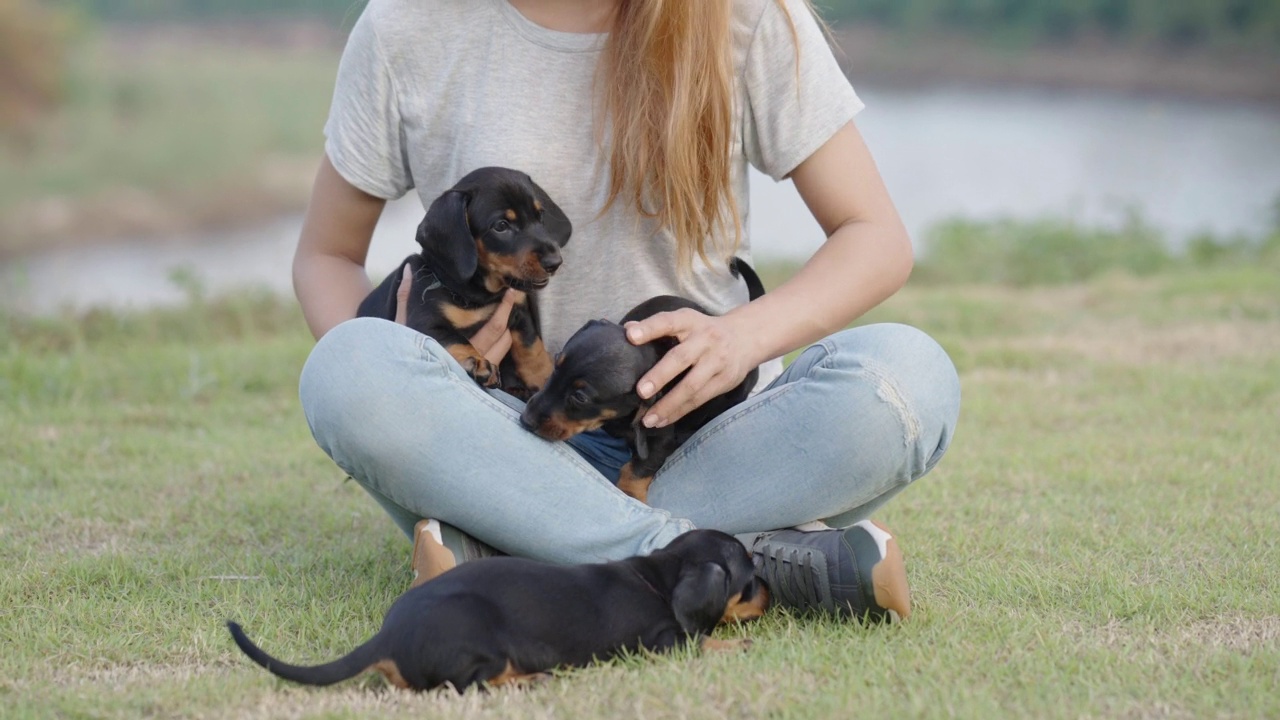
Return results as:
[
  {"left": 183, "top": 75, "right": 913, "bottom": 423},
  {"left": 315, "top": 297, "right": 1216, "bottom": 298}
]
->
[{"left": 464, "top": 357, "right": 501, "bottom": 388}]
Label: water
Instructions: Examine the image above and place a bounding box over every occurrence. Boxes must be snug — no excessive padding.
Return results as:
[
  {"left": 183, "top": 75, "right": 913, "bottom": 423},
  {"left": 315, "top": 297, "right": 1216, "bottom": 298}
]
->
[{"left": 4, "top": 85, "right": 1278, "bottom": 316}]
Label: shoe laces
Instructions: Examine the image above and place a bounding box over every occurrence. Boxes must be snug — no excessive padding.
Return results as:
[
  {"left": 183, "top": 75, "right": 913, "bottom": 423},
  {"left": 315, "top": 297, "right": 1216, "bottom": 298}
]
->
[{"left": 758, "top": 544, "right": 825, "bottom": 611}]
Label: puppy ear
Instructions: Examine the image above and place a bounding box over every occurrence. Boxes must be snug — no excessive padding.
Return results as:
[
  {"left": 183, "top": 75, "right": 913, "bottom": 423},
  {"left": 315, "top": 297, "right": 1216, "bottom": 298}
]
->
[
  {"left": 529, "top": 179, "right": 572, "bottom": 247},
  {"left": 670, "top": 562, "right": 730, "bottom": 636},
  {"left": 632, "top": 422, "right": 650, "bottom": 460},
  {"left": 630, "top": 396, "right": 660, "bottom": 460},
  {"left": 418, "top": 190, "right": 477, "bottom": 284}
]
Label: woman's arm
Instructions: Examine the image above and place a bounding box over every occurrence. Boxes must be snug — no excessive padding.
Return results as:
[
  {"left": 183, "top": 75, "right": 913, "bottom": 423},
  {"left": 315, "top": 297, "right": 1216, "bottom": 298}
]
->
[
  {"left": 294, "top": 153, "right": 521, "bottom": 356},
  {"left": 293, "top": 154, "right": 387, "bottom": 340},
  {"left": 625, "top": 121, "right": 913, "bottom": 428}
]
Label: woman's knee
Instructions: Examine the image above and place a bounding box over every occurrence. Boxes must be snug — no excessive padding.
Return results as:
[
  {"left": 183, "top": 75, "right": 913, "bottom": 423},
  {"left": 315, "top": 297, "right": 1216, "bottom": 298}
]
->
[
  {"left": 824, "top": 323, "right": 961, "bottom": 470},
  {"left": 298, "top": 318, "right": 450, "bottom": 450}
]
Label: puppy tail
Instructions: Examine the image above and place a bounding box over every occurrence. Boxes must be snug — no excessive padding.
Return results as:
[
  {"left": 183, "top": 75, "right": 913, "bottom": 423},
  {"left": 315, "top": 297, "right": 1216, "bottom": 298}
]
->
[{"left": 227, "top": 620, "right": 383, "bottom": 687}]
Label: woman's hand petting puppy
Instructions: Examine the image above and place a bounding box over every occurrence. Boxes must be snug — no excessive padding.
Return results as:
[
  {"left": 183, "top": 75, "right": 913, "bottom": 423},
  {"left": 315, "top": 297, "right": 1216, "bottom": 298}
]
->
[
  {"left": 625, "top": 309, "right": 757, "bottom": 429},
  {"left": 394, "top": 263, "right": 522, "bottom": 365}
]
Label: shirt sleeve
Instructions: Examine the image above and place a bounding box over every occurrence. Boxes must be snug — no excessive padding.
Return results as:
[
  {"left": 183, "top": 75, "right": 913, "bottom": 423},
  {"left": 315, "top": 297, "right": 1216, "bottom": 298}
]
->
[
  {"left": 742, "top": 0, "right": 864, "bottom": 181},
  {"left": 323, "top": 2, "right": 413, "bottom": 199}
]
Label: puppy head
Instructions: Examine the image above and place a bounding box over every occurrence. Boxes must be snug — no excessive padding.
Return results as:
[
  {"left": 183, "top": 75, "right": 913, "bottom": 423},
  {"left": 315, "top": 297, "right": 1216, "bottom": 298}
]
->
[
  {"left": 659, "top": 530, "right": 771, "bottom": 635},
  {"left": 520, "top": 319, "right": 659, "bottom": 441},
  {"left": 417, "top": 167, "right": 572, "bottom": 292}
]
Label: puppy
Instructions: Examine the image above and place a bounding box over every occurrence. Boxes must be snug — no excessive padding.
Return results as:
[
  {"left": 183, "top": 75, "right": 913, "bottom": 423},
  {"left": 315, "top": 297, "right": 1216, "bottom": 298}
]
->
[
  {"left": 358, "top": 166, "right": 571, "bottom": 399},
  {"left": 520, "top": 260, "right": 765, "bottom": 503},
  {"left": 227, "top": 529, "right": 768, "bottom": 692}
]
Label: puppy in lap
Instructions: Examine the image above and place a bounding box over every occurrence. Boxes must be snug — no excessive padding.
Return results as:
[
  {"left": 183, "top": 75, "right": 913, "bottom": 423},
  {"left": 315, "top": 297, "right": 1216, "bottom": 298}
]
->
[
  {"left": 359, "top": 166, "right": 571, "bottom": 398},
  {"left": 521, "top": 261, "right": 765, "bottom": 502}
]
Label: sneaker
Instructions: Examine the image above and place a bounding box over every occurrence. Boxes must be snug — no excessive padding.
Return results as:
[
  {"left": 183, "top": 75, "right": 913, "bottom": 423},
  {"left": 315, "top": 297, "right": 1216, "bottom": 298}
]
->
[
  {"left": 410, "top": 518, "right": 501, "bottom": 587},
  {"left": 745, "top": 520, "right": 911, "bottom": 622}
]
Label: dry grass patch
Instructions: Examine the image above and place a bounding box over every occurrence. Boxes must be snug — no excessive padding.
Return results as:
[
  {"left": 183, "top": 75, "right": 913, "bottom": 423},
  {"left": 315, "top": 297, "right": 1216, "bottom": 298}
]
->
[
  {"left": 1064, "top": 615, "right": 1280, "bottom": 655},
  {"left": 990, "top": 319, "right": 1280, "bottom": 367}
]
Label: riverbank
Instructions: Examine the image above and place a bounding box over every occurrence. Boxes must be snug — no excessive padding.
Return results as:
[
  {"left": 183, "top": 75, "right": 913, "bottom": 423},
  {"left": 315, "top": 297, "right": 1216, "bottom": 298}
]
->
[
  {"left": 833, "top": 26, "right": 1280, "bottom": 105},
  {"left": 1, "top": 22, "right": 1277, "bottom": 261}
]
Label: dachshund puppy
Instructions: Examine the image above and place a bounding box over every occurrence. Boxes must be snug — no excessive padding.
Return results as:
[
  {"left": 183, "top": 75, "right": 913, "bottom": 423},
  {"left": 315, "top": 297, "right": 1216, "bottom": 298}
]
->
[
  {"left": 520, "top": 261, "right": 765, "bottom": 503},
  {"left": 358, "top": 166, "right": 571, "bottom": 399},
  {"left": 227, "top": 529, "right": 768, "bottom": 692}
]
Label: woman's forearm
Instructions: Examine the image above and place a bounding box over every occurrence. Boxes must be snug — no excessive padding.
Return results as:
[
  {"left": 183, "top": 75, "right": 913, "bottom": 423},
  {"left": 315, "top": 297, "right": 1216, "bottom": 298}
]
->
[
  {"left": 293, "top": 155, "right": 389, "bottom": 340},
  {"left": 725, "top": 217, "right": 913, "bottom": 368},
  {"left": 725, "top": 120, "right": 913, "bottom": 367},
  {"left": 294, "top": 252, "right": 378, "bottom": 339}
]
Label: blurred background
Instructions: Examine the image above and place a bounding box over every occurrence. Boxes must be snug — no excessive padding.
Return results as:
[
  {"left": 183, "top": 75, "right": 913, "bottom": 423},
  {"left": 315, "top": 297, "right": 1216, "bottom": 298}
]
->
[{"left": 1, "top": 0, "right": 1278, "bottom": 314}]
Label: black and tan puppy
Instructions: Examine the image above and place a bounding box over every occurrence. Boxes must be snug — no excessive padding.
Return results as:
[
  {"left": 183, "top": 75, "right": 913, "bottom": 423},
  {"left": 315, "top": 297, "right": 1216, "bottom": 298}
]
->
[
  {"left": 227, "top": 529, "right": 768, "bottom": 692},
  {"left": 520, "top": 261, "right": 766, "bottom": 503},
  {"left": 358, "top": 166, "right": 571, "bottom": 399}
]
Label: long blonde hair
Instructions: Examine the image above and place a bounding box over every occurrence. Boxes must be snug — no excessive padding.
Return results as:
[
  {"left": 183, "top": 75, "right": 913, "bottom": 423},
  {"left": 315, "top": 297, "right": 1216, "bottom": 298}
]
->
[{"left": 596, "top": 0, "right": 800, "bottom": 272}]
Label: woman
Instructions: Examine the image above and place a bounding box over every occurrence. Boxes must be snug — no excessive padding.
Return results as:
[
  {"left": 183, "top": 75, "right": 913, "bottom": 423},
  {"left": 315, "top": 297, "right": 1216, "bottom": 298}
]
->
[{"left": 293, "top": 0, "right": 960, "bottom": 621}]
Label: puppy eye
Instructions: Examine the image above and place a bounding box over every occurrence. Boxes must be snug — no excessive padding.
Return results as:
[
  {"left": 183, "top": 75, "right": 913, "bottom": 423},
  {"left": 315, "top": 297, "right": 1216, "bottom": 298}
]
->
[
  {"left": 493, "top": 219, "right": 511, "bottom": 233},
  {"left": 568, "top": 389, "right": 591, "bottom": 407}
]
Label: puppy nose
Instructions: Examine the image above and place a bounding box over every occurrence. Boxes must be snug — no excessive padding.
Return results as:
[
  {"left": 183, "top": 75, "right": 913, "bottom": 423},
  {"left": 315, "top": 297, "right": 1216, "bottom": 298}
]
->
[{"left": 540, "top": 252, "right": 562, "bottom": 274}]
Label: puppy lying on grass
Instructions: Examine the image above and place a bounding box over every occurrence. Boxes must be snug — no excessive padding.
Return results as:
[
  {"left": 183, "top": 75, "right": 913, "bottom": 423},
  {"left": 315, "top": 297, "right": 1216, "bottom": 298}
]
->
[{"left": 227, "top": 529, "right": 768, "bottom": 692}]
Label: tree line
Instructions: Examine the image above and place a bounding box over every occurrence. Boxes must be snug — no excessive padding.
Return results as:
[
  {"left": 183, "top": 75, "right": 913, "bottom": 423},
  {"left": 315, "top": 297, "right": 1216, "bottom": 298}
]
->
[
  {"left": 820, "top": 0, "right": 1280, "bottom": 49},
  {"left": 59, "top": 0, "right": 1280, "bottom": 50}
]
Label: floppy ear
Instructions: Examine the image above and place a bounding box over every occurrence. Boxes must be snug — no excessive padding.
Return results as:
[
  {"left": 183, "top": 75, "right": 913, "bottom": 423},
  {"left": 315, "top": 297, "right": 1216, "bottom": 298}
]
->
[
  {"left": 629, "top": 394, "right": 662, "bottom": 460},
  {"left": 529, "top": 179, "right": 572, "bottom": 247},
  {"left": 631, "top": 419, "right": 650, "bottom": 460},
  {"left": 418, "top": 190, "right": 477, "bottom": 284},
  {"left": 670, "top": 562, "right": 730, "bottom": 636}
]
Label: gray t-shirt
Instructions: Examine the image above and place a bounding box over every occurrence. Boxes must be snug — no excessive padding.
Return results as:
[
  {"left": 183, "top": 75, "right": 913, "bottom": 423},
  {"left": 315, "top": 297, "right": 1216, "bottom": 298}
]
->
[{"left": 325, "top": 0, "right": 863, "bottom": 384}]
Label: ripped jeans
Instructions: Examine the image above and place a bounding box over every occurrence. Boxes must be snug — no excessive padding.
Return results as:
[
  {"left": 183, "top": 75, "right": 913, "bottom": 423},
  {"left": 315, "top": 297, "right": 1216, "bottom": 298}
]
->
[{"left": 299, "top": 318, "right": 961, "bottom": 564}]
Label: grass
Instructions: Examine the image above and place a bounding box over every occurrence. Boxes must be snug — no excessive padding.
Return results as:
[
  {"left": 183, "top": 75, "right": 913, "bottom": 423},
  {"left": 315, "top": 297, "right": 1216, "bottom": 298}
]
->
[
  {"left": 2, "top": 259, "right": 1277, "bottom": 718},
  {"left": 911, "top": 212, "right": 1280, "bottom": 286}
]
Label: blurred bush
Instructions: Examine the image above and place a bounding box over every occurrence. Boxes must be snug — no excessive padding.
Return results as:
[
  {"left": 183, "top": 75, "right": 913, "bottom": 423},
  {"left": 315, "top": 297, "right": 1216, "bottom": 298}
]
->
[
  {"left": 819, "top": 0, "right": 1280, "bottom": 50},
  {"left": 912, "top": 208, "right": 1280, "bottom": 285},
  {"left": 0, "top": 0, "right": 78, "bottom": 143}
]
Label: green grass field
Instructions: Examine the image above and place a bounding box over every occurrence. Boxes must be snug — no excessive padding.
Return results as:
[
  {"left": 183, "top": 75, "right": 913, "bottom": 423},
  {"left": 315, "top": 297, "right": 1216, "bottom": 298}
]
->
[{"left": 2, "top": 258, "right": 1277, "bottom": 718}]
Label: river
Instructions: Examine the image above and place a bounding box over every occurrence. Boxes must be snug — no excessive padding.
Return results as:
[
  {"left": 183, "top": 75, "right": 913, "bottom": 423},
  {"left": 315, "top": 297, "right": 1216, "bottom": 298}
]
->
[{"left": 3, "top": 84, "right": 1278, "bottom": 316}]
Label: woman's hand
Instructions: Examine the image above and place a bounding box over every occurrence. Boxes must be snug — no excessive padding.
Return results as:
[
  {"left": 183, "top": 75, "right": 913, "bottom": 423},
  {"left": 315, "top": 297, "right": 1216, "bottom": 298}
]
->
[
  {"left": 394, "top": 263, "right": 521, "bottom": 364},
  {"left": 624, "top": 309, "right": 758, "bottom": 428}
]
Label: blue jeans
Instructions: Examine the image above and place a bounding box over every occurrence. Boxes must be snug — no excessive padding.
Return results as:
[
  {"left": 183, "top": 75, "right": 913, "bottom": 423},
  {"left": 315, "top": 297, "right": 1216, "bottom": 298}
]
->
[{"left": 299, "top": 318, "right": 960, "bottom": 564}]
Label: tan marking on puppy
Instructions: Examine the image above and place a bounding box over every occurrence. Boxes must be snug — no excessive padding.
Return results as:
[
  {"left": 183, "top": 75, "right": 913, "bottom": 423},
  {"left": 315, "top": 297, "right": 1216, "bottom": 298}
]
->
[
  {"left": 443, "top": 342, "right": 497, "bottom": 387},
  {"left": 488, "top": 661, "right": 550, "bottom": 688},
  {"left": 616, "top": 462, "right": 652, "bottom": 504},
  {"left": 442, "top": 302, "right": 498, "bottom": 329},
  {"left": 534, "top": 408, "right": 617, "bottom": 441},
  {"left": 509, "top": 331, "right": 554, "bottom": 389},
  {"left": 504, "top": 209, "right": 517, "bottom": 221},
  {"left": 533, "top": 199, "right": 543, "bottom": 213},
  {"left": 370, "top": 659, "right": 411, "bottom": 689},
  {"left": 720, "top": 585, "right": 771, "bottom": 624},
  {"left": 475, "top": 244, "right": 528, "bottom": 293}
]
